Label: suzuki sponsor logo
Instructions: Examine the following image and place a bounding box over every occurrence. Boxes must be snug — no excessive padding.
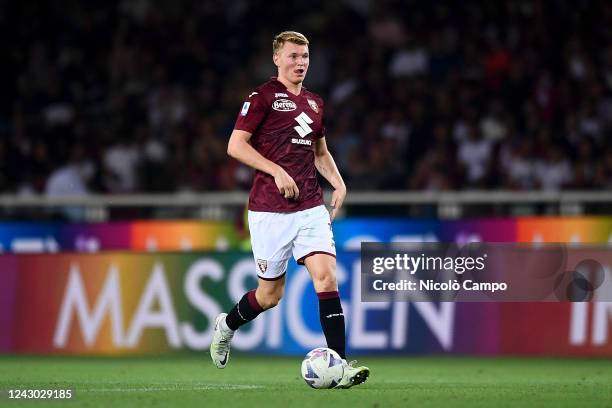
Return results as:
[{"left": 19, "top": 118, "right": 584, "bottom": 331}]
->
[
  {"left": 291, "top": 138, "right": 312, "bottom": 146},
  {"left": 291, "top": 112, "right": 314, "bottom": 145},
  {"left": 272, "top": 99, "right": 297, "bottom": 111},
  {"left": 275, "top": 93, "right": 289, "bottom": 98}
]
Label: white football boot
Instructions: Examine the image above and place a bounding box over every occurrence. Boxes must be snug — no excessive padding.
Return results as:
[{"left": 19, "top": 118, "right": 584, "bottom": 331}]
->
[
  {"left": 210, "top": 313, "right": 234, "bottom": 369},
  {"left": 334, "top": 359, "right": 370, "bottom": 389}
]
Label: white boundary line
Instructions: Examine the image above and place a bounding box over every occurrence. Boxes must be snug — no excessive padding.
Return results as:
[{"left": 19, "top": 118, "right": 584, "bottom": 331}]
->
[{"left": 82, "top": 384, "right": 263, "bottom": 393}]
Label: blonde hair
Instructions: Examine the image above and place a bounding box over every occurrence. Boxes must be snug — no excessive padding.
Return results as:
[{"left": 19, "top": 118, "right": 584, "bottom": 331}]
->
[{"left": 273, "top": 31, "right": 309, "bottom": 55}]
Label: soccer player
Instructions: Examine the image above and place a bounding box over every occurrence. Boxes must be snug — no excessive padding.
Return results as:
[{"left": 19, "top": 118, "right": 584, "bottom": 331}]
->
[{"left": 210, "top": 31, "right": 369, "bottom": 388}]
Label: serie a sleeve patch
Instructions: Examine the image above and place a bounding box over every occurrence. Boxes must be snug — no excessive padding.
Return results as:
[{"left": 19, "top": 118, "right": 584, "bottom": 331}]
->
[{"left": 241, "top": 101, "right": 251, "bottom": 116}]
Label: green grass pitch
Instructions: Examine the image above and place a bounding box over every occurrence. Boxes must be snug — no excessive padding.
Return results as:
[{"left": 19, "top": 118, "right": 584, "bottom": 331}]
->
[{"left": 1, "top": 355, "right": 611, "bottom": 407}]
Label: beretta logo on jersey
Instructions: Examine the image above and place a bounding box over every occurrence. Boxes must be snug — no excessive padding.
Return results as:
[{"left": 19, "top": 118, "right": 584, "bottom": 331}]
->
[{"left": 272, "top": 99, "right": 297, "bottom": 111}]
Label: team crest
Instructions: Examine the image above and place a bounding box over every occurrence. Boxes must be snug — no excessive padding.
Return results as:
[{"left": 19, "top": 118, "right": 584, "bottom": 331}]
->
[
  {"left": 307, "top": 99, "right": 318, "bottom": 113},
  {"left": 256, "top": 259, "right": 268, "bottom": 274}
]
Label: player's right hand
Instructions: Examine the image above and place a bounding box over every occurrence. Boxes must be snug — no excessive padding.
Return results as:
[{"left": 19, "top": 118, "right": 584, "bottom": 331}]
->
[{"left": 273, "top": 167, "right": 299, "bottom": 199}]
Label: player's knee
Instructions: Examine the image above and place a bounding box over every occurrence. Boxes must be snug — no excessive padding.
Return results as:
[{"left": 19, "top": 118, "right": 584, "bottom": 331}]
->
[{"left": 312, "top": 272, "right": 337, "bottom": 292}]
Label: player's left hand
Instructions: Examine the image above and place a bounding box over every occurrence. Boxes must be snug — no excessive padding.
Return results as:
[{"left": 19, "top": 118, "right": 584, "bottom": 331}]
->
[{"left": 330, "top": 186, "right": 346, "bottom": 221}]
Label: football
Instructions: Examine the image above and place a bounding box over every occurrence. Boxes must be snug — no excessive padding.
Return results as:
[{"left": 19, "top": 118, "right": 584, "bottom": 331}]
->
[{"left": 300, "top": 347, "right": 344, "bottom": 389}]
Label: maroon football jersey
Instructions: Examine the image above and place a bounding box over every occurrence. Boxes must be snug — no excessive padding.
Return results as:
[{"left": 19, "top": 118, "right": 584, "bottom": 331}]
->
[{"left": 234, "top": 77, "right": 326, "bottom": 212}]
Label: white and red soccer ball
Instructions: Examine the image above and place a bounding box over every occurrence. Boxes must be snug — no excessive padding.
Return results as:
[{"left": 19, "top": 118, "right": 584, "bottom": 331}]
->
[{"left": 300, "top": 347, "right": 344, "bottom": 389}]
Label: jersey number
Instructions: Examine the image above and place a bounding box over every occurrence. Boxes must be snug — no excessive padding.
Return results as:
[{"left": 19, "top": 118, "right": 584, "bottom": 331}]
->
[{"left": 294, "top": 112, "right": 313, "bottom": 137}]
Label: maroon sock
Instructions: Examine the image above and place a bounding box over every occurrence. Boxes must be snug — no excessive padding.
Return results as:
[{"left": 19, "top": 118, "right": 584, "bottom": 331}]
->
[{"left": 225, "top": 290, "right": 264, "bottom": 331}]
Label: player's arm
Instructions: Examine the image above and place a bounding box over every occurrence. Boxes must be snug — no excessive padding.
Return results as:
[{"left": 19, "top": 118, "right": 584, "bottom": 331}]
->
[
  {"left": 227, "top": 129, "right": 299, "bottom": 199},
  {"left": 314, "top": 137, "right": 346, "bottom": 220}
]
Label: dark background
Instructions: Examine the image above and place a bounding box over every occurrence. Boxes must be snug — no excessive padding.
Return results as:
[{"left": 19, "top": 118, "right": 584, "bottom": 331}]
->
[{"left": 2, "top": 0, "right": 611, "bottom": 195}]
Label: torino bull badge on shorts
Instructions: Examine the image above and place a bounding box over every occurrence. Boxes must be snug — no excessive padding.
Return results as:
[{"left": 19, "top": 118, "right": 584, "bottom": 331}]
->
[{"left": 256, "top": 259, "right": 268, "bottom": 274}]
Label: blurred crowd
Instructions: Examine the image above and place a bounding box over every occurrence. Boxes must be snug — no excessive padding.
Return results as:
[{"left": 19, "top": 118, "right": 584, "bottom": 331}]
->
[{"left": 1, "top": 0, "right": 611, "bottom": 195}]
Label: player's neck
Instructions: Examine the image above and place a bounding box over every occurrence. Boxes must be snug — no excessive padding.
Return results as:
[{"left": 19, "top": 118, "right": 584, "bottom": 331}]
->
[{"left": 277, "top": 75, "right": 302, "bottom": 96}]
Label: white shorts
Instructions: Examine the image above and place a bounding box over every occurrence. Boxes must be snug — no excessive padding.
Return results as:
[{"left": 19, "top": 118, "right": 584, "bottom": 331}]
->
[{"left": 248, "top": 205, "right": 336, "bottom": 280}]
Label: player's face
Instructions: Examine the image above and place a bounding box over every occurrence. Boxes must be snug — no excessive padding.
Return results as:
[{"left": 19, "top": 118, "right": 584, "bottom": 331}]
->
[{"left": 274, "top": 42, "right": 309, "bottom": 85}]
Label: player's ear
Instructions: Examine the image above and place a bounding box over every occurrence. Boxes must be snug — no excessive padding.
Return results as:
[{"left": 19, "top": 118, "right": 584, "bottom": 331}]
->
[{"left": 273, "top": 52, "right": 279, "bottom": 67}]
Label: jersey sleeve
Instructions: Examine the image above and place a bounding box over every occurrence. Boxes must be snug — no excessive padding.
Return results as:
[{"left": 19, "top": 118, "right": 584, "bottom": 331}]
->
[
  {"left": 234, "top": 91, "right": 268, "bottom": 134},
  {"left": 317, "top": 98, "right": 326, "bottom": 139}
]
